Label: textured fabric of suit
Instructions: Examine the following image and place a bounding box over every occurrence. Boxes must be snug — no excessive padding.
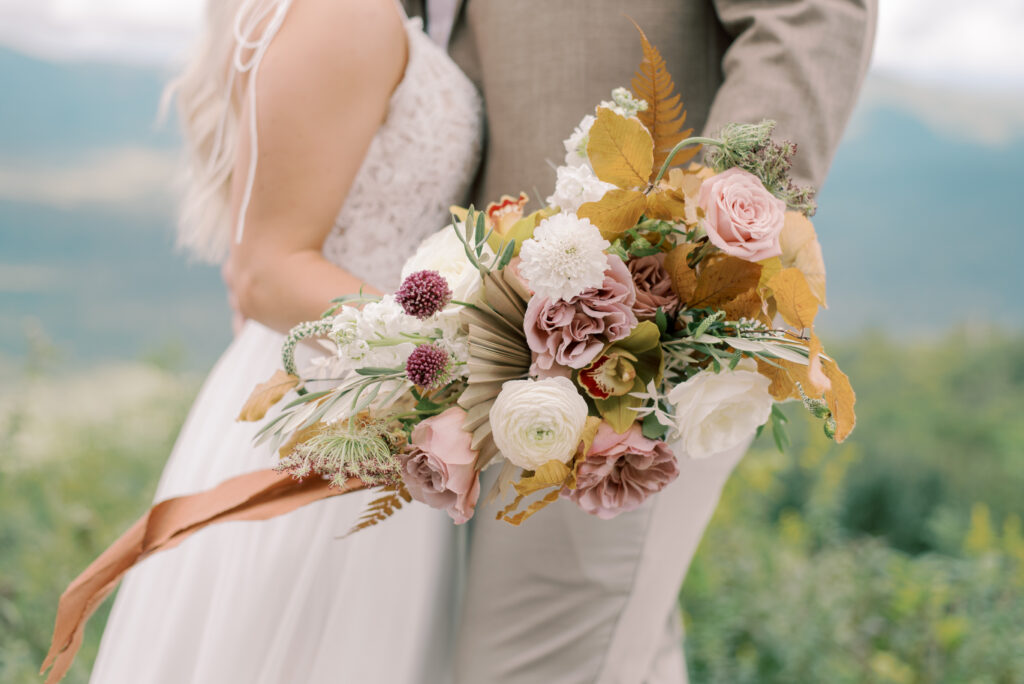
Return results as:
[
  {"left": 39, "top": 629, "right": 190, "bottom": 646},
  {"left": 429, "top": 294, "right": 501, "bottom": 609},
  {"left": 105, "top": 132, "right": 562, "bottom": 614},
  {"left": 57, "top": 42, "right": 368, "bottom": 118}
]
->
[
  {"left": 442, "top": 0, "right": 874, "bottom": 200},
  {"left": 401, "top": 1, "right": 875, "bottom": 681}
]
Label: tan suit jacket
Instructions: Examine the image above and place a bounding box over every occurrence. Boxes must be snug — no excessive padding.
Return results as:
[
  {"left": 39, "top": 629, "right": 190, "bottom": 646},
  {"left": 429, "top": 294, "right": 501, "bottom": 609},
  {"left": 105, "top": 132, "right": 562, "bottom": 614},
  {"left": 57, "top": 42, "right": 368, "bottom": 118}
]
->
[
  {"left": 400, "top": 2, "right": 875, "bottom": 682},
  {"left": 406, "top": 0, "right": 874, "bottom": 203}
]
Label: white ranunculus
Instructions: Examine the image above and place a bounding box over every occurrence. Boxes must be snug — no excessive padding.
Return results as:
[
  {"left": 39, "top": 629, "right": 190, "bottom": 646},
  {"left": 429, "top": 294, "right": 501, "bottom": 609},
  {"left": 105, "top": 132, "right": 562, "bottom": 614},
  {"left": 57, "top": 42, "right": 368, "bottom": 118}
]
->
[
  {"left": 401, "top": 225, "right": 489, "bottom": 303},
  {"left": 489, "top": 377, "right": 589, "bottom": 470},
  {"left": 667, "top": 358, "right": 773, "bottom": 459}
]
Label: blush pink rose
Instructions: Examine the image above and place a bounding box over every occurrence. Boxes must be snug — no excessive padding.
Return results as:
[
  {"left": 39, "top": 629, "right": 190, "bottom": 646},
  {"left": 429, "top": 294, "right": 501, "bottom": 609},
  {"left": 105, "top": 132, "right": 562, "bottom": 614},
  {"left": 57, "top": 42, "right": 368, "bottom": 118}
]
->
[
  {"left": 562, "top": 422, "right": 679, "bottom": 519},
  {"left": 524, "top": 255, "right": 637, "bottom": 373},
  {"left": 399, "top": 407, "right": 480, "bottom": 524},
  {"left": 628, "top": 253, "right": 680, "bottom": 320},
  {"left": 699, "top": 167, "right": 786, "bottom": 262}
]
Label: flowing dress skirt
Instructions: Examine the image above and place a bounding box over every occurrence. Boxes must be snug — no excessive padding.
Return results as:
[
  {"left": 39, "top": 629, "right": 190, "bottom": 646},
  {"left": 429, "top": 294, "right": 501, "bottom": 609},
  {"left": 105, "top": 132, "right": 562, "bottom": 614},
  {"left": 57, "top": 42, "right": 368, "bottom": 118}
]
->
[{"left": 91, "top": 321, "right": 457, "bottom": 684}]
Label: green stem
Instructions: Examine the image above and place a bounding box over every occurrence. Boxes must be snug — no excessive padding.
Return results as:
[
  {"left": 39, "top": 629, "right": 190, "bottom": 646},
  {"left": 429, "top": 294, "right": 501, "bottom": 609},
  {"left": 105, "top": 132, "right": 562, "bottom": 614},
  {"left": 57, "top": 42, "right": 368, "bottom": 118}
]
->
[{"left": 652, "top": 137, "right": 724, "bottom": 185}]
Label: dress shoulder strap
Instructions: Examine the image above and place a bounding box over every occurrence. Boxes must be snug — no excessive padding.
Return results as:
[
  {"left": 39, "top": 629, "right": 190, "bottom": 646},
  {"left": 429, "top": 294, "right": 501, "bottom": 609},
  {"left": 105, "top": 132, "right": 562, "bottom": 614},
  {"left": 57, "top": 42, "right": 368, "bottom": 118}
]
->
[{"left": 228, "top": 0, "right": 294, "bottom": 245}]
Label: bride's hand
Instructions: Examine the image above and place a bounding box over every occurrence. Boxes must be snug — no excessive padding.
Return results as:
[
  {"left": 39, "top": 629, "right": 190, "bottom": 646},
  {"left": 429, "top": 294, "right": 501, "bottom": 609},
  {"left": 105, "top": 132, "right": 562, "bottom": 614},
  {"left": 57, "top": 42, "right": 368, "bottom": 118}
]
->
[{"left": 224, "top": 0, "right": 405, "bottom": 334}]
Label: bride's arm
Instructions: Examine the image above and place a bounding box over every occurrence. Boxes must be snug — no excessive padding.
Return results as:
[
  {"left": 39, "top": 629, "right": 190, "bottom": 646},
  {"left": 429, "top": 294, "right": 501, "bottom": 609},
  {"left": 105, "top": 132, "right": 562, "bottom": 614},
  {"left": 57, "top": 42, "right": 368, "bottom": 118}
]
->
[{"left": 224, "top": 0, "right": 407, "bottom": 333}]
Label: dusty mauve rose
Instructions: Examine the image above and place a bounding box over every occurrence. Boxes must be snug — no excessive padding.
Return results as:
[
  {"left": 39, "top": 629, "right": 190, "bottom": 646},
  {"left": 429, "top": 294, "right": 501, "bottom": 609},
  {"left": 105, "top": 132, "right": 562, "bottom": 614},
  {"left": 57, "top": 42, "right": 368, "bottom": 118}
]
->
[
  {"left": 399, "top": 407, "right": 480, "bottom": 524},
  {"left": 628, "top": 253, "right": 680, "bottom": 320},
  {"left": 524, "top": 255, "right": 637, "bottom": 372},
  {"left": 699, "top": 167, "right": 786, "bottom": 262},
  {"left": 562, "top": 422, "right": 679, "bottom": 519}
]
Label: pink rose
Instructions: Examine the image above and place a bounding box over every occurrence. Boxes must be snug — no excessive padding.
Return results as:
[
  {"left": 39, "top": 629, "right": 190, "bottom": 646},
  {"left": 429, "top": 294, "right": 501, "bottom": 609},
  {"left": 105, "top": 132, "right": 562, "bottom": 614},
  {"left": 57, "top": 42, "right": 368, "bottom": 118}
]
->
[
  {"left": 399, "top": 407, "right": 480, "bottom": 524},
  {"left": 699, "top": 167, "right": 786, "bottom": 262},
  {"left": 524, "top": 255, "right": 638, "bottom": 373},
  {"left": 627, "top": 253, "right": 680, "bottom": 320},
  {"left": 562, "top": 422, "right": 679, "bottom": 519}
]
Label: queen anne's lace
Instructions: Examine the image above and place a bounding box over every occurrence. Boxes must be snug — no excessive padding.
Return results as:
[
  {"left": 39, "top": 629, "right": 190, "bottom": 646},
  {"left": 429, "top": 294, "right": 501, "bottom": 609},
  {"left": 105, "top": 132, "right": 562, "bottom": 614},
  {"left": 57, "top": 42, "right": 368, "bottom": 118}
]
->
[{"left": 322, "top": 18, "right": 483, "bottom": 292}]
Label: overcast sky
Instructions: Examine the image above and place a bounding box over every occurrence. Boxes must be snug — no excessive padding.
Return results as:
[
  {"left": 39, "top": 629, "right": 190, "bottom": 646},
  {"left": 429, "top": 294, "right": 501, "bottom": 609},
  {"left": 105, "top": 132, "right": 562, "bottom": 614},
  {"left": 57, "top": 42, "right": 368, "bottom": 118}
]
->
[{"left": 0, "top": 0, "right": 1022, "bottom": 89}]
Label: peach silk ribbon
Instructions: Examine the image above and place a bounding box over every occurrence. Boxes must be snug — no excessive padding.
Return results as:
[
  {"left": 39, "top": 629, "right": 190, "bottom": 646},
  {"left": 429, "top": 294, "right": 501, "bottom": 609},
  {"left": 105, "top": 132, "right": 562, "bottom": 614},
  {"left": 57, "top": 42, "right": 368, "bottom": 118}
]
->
[{"left": 40, "top": 469, "right": 364, "bottom": 684}]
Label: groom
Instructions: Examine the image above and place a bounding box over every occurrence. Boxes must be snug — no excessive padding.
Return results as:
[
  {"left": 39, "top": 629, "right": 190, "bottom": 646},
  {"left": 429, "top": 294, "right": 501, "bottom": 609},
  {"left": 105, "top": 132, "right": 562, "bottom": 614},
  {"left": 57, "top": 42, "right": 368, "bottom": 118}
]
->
[{"left": 405, "top": 1, "right": 876, "bottom": 681}]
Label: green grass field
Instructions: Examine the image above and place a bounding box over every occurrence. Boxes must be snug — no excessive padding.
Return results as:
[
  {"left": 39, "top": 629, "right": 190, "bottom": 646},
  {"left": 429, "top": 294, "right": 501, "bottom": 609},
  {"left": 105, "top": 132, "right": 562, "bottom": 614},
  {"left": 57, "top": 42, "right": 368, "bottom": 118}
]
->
[{"left": 2, "top": 330, "right": 1022, "bottom": 683}]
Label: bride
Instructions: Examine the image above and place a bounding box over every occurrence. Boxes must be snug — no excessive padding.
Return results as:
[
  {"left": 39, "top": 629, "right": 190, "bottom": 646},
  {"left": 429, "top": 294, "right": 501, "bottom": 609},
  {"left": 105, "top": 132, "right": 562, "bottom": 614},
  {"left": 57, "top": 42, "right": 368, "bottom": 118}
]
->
[{"left": 90, "top": 0, "right": 481, "bottom": 681}]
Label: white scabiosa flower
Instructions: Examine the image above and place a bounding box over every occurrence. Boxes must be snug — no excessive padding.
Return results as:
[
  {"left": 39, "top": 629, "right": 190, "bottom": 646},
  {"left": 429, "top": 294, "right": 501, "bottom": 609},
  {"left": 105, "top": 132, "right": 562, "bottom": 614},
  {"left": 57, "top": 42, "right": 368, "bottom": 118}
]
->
[
  {"left": 518, "top": 213, "right": 611, "bottom": 302},
  {"left": 563, "top": 114, "right": 596, "bottom": 168},
  {"left": 546, "top": 164, "right": 616, "bottom": 215},
  {"left": 667, "top": 358, "right": 773, "bottom": 459},
  {"left": 489, "top": 377, "right": 589, "bottom": 470}
]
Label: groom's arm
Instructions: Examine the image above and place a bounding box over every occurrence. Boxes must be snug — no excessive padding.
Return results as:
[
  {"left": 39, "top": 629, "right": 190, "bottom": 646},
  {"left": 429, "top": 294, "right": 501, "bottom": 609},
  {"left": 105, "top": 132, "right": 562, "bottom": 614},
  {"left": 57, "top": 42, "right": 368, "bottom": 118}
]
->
[{"left": 703, "top": 0, "right": 877, "bottom": 188}]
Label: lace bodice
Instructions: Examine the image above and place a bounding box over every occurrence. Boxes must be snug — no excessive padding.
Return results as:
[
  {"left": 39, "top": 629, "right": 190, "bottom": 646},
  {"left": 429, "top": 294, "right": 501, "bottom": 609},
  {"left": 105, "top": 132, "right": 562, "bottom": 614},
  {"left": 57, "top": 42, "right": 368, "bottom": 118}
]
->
[{"left": 322, "top": 18, "right": 483, "bottom": 292}]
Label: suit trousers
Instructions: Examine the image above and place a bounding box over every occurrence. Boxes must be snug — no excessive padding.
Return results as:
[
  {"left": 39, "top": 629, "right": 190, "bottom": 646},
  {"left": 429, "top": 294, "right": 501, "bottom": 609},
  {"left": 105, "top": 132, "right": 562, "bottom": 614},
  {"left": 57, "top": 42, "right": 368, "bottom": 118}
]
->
[{"left": 453, "top": 439, "right": 749, "bottom": 683}]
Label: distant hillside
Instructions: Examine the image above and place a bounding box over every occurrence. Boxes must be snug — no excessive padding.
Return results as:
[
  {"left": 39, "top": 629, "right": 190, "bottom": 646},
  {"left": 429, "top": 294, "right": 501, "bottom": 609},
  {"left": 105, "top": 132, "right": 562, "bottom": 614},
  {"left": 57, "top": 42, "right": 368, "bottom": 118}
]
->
[
  {"left": 0, "top": 49, "right": 1022, "bottom": 370},
  {"left": 0, "top": 47, "right": 179, "bottom": 158}
]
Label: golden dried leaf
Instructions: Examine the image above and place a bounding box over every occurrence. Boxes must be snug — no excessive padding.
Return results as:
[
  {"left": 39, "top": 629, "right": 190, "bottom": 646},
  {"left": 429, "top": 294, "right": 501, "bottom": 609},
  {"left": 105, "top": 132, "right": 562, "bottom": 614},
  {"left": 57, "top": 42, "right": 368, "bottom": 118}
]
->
[
  {"left": 758, "top": 256, "right": 782, "bottom": 294},
  {"left": 645, "top": 185, "right": 688, "bottom": 220},
  {"left": 587, "top": 107, "right": 654, "bottom": 189},
  {"left": 806, "top": 333, "right": 831, "bottom": 395},
  {"left": 767, "top": 268, "right": 819, "bottom": 331},
  {"left": 690, "top": 256, "right": 763, "bottom": 310},
  {"left": 721, "top": 288, "right": 763, "bottom": 321},
  {"left": 497, "top": 460, "right": 574, "bottom": 526},
  {"left": 630, "top": 20, "right": 696, "bottom": 175},
  {"left": 513, "top": 460, "right": 573, "bottom": 497},
  {"left": 664, "top": 167, "right": 707, "bottom": 225},
  {"left": 237, "top": 370, "right": 299, "bottom": 422},
  {"left": 578, "top": 188, "right": 647, "bottom": 240},
  {"left": 822, "top": 359, "right": 856, "bottom": 442},
  {"left": 663, "top": 243, "right": 698, "bottom": 304},
  {"left": 755, "top": 355, "right": 812, "bottom": 402},
  {"left": 780, "top": 211, "right": 827, "bottom": 306}
]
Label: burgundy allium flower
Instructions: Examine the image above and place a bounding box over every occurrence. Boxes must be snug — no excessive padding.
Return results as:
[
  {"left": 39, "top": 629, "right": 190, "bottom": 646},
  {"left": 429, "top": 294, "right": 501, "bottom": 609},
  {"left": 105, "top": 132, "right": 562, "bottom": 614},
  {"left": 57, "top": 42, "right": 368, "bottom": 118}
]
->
[
  {"left": 405, "top": 344, "right": 451, "bottom": 389},
  {"left": 395, "top": 270, "right": 452, "bottom": 319}
]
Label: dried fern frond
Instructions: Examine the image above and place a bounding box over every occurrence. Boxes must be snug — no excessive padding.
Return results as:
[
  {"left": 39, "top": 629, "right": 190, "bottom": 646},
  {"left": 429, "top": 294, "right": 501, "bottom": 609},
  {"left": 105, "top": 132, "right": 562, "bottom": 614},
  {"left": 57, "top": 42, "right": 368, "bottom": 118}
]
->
[
  {"left": 344, "top": 482, "right": 413, "bottom": 537},
  {"left": 629, "top": 20, "right": 696, "bottom": 176},
  {"left": 458, "top": 268, "right": 531, "bottom": 470}
]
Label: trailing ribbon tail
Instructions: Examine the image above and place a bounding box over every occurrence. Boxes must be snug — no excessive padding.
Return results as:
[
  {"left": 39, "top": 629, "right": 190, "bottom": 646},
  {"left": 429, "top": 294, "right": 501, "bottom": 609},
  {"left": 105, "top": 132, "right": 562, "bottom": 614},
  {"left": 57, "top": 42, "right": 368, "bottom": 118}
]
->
[{"left": 40, "top": 469, "right": 363, "bottom": 684}]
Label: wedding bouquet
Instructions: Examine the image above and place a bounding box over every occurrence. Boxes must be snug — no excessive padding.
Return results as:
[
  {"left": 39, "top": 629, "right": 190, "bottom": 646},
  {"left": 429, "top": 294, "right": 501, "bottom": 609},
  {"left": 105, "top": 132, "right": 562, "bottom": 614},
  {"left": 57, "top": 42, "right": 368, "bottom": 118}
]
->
[
  {"left": 239, "top": 30, "right": 856, "bottom": 531},
  {"left": 42, "top": 28, "right": 857, "bottom": 680}
]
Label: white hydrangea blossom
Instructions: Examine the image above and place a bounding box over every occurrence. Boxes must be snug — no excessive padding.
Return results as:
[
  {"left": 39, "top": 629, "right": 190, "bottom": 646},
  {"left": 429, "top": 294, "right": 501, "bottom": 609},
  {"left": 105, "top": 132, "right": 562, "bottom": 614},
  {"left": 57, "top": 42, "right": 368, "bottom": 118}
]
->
[
  {"left": 546, "top": 163, "right": 616, "bottom": 214},
  {"left": 518, "top": 213, "right": 611, "bottom": 302},
  {"left": 328, "top": 295, "right": 470, "bottom": 379},
  {"left": 563, "top": 114, "right": 596, "bottom": 168},
  {"left": 427, "top": 310, "right": 471, "bottom": 380},
  {"left": 602, "top": 87, "right": 648, "bottom": 119}
]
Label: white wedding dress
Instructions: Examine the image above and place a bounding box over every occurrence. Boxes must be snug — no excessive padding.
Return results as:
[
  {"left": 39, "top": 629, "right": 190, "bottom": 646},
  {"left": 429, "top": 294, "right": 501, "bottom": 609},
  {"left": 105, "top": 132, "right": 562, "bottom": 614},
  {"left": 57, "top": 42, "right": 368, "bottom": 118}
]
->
[{"left": 90, "top": 8, "right": 482, "bottom": 683}]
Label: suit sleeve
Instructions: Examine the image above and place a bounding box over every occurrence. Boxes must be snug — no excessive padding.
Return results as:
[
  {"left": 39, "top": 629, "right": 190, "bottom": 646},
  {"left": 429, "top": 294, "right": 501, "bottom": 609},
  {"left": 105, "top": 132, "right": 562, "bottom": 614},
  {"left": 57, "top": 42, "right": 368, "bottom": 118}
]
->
[{"left": 703, "top": 0, "right": 877, "bottom": 188}]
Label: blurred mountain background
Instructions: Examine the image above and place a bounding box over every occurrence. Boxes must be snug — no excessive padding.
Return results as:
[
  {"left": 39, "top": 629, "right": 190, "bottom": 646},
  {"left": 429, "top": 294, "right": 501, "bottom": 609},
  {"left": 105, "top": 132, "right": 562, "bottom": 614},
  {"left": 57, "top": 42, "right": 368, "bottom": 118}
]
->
[
  {"left": 1, "top": 46, "right": 1022, "bottom": 374},
  {"left": 1, "top": 2, "right": 1023, "bottom": 681}
]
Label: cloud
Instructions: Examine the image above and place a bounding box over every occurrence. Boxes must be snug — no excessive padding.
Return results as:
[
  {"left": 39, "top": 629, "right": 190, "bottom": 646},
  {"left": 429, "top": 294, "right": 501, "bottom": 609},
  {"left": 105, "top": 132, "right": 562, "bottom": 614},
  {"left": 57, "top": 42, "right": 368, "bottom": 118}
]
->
[
  {"left": 0, "top": 147, "right": 179, "bottom": 206},
  {"left": 871, "top": 0, "right": 1024, "bottom": 89},
  {"left": 0, "top": 0, "right": 203, "bottom": 64},
  {"left": 0, "top": 0, "right": 1021, "bottom": 90},
  {"left": 856, "top": 75, "right": 1024, "bottom": 146}
]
